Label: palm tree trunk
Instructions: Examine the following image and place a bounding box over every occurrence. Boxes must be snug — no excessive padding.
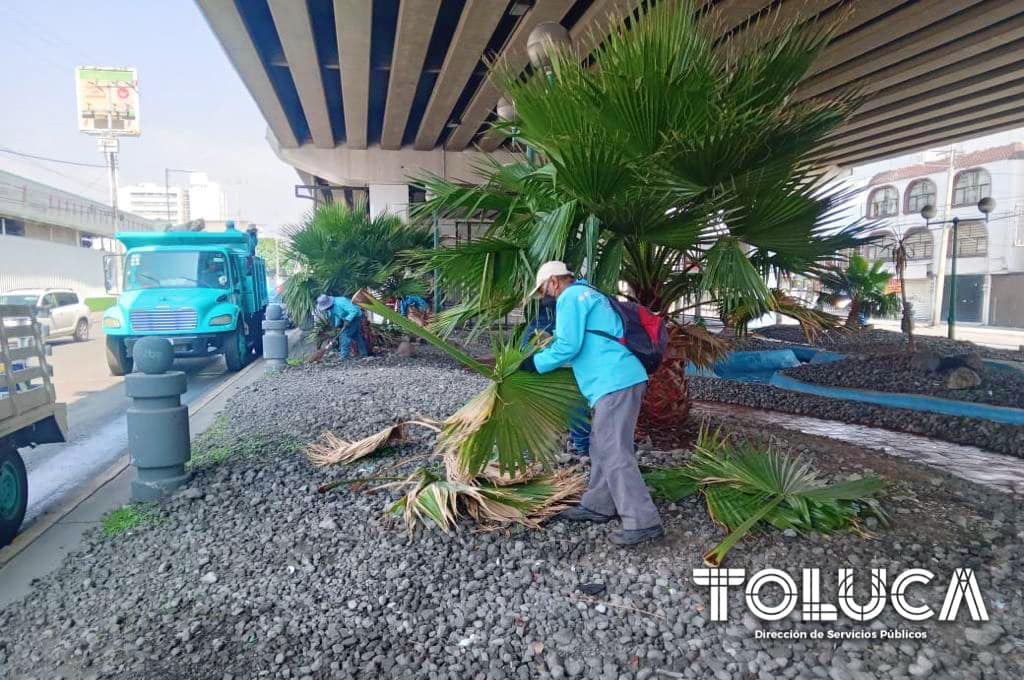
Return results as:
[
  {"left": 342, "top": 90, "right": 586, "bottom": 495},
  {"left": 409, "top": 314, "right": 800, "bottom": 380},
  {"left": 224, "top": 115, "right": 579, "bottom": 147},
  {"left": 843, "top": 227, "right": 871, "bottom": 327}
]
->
[
  {"left": 845, "top": 299, "right": 862, "bottom": 328},
  {"left": 894, "top": 250, "right": 915, "bottom": 352},
  {"left": 638, "top": 325, "right": 691, "bottom": 436}
]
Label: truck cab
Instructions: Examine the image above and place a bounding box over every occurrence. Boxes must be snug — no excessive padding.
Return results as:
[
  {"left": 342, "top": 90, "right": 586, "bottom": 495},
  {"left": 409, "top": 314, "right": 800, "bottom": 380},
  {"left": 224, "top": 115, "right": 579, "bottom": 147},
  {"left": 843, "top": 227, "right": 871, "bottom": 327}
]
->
[{"left": 101, "top": 226, "right": 268, "bottom": 375}]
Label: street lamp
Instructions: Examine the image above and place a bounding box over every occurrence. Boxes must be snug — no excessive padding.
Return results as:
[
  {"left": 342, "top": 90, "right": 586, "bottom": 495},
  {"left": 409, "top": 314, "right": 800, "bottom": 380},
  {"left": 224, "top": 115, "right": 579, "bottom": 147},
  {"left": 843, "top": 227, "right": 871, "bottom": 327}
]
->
[
  {"left": 164, "top": 168, "right": 193, "bottom": 223},
  {"left": 526, "top": 21, "right": 570, "bottom": 73},
  {"left": 920, "top": 197, "right": 994, "bottom": 339}
]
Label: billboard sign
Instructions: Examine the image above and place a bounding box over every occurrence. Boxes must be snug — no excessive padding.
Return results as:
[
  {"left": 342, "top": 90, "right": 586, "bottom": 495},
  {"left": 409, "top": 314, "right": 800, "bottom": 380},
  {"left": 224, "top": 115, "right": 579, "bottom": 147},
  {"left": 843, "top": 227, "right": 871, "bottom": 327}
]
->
[{"left": 75, "top": 66, "right": 140, "bottom": 136}]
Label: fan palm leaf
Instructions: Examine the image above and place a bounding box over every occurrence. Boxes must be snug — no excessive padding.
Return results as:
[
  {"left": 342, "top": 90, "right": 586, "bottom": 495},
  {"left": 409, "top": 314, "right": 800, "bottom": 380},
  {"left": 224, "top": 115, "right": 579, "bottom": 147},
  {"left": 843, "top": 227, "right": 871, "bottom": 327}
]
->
[
  {"left": 360, "top": 295, "right": 586, "bottom": 479},
  {"left": 643, "top": 426, "right": 886, "bottom": 565}
]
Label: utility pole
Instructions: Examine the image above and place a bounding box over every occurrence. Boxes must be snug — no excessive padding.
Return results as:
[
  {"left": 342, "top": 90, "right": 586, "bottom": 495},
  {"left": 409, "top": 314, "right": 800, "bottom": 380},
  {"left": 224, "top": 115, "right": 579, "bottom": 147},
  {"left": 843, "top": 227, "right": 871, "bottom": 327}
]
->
[
  {"left": 100, "top": 136, "right": 120, "bottom": 229},
  {"left": 930, "top": 144, "right": 956, "bottom": 326}
]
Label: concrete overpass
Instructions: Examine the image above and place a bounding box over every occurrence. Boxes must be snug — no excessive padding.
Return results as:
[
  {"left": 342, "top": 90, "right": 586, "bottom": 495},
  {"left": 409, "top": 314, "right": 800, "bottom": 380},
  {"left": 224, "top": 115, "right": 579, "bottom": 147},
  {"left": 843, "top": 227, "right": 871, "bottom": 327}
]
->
[{"left": 196, "top": 0, "right": 1024, "bottom": 209}]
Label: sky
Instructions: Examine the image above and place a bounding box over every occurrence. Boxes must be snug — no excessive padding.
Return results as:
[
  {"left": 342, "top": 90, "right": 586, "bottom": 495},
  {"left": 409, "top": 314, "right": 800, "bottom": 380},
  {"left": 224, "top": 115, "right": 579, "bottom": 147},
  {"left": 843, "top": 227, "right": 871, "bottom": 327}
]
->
[{"left": 0, "top": 0, "right": 308, "bottom": 233}]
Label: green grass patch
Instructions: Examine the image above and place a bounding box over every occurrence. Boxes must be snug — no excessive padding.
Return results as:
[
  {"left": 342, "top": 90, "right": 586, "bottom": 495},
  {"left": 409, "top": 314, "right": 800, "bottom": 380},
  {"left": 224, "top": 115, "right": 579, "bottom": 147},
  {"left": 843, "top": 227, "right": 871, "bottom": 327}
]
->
[
  {"left": 102, "top": 504, "right": 161, "bottom": 538},
  {"left": 286, "top": 357, "right": 304, "bottom": 367},
  {"left": 188, "top": 414, "right": 302, "bottom": 470},
  {"left": 84, "top": 296, "right": 118, "bottom": 312}
]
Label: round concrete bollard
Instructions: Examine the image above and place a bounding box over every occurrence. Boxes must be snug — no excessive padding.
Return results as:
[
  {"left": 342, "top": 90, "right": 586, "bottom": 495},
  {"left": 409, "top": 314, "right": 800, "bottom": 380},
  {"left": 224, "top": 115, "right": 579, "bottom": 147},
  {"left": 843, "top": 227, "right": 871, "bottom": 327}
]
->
[
  {"left": 125, "top": 337, "right": 191, "bottom": 501},
  {"left": 262, "top": 303, "right": 289, "bottom": 373}
]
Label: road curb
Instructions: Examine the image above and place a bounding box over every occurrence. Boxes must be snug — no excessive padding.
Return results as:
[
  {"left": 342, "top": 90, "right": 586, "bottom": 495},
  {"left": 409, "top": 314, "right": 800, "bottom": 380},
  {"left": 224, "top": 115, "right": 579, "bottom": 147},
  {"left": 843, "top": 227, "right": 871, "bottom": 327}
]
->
[{"left": 0, "top": 330, "right": 301, "bottom": 568}]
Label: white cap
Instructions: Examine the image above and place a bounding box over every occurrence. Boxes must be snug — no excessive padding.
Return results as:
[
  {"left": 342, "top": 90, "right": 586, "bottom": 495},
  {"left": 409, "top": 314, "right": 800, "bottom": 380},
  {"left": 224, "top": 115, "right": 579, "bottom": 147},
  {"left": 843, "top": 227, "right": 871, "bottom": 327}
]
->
[{"left": 529, "top": 260, "right": 572, "bottom": 298}]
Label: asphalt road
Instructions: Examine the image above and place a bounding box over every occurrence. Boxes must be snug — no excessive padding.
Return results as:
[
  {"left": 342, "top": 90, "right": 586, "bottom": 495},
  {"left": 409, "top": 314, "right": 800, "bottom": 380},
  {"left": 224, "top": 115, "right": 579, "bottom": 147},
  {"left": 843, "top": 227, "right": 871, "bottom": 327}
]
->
[{"left": 19, "top": 317, "right": 237, "bottom": 529}]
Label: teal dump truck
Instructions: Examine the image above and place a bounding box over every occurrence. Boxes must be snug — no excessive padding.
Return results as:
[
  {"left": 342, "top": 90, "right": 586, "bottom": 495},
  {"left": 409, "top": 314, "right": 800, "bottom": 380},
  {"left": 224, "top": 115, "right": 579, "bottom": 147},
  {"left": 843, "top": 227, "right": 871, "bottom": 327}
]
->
[{"left": 101, "top": 225, "right": 269, "bottom": 375}]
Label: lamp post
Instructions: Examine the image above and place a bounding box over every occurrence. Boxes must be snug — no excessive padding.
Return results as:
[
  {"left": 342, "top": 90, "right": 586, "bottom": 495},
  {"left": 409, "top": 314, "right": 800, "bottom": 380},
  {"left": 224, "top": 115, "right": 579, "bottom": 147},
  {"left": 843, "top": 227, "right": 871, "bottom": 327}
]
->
[
  {"left": 920, "top": 198, "right": 994, "bottom": 339},
  {"left": 164, "top": 168, "right": 193, "bottom": 223}
]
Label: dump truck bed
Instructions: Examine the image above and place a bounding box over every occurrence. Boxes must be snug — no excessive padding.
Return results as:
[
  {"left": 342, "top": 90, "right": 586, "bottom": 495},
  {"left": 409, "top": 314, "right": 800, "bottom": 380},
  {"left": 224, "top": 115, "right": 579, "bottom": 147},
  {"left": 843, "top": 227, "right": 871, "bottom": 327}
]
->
[{"left": 0, "top": 305, "right": 67, "bottom": 445}]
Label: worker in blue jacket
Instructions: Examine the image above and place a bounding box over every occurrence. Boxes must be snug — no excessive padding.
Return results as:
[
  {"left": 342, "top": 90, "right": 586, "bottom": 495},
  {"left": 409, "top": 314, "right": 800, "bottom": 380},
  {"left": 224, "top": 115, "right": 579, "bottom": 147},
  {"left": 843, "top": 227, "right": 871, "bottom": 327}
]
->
[
  {"left": 520, "top": 261, "right": 663, "bottom": 546},
  {"left": 316, "top": 294, "right": 368, "bottom": 359}
]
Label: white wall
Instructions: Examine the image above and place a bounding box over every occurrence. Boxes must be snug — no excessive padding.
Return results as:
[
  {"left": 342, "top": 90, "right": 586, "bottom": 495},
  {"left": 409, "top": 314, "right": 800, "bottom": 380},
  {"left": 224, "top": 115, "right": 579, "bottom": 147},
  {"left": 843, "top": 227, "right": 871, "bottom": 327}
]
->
[
  {"left": 0, "top": 235, "right": 109, "bottom": 299},
  {"left": 369, "top": 184, "right": 410, "bottom": 222}
]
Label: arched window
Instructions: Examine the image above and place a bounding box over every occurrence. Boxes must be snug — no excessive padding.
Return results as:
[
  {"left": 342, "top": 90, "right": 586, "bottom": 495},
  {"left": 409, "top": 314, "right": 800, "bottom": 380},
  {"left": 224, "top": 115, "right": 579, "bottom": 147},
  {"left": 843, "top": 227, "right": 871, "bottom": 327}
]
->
[
  {"left": 952, "top": 168, "right": 991, "bottom": 207},
  {"left": 903, "top": 228, "right": 933, "bottom": 261},
  {"left": 867, "top": 186, "right": 899, "bottom": 218},
  {"left": 948, "top": 221, "right": 987, "bottom": 257},
  {"left": 904, "top": 179, "right": 936, "bottom": 214},
  {"left": 862, "top": 232, "right": 894, "bottom": 261}
]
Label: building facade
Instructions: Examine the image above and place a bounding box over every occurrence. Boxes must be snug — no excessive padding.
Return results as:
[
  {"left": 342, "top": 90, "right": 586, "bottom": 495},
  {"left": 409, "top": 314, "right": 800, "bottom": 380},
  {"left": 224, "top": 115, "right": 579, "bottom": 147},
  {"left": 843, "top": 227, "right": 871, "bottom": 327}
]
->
[
  {"left": 851, "top": 143, "right": 1024, "bottom": 329},
  {"left": 183, "top": 172, "right": 227, "bottom": 221},
  {"left": 117, "top": 183, "right": 186, "bottom": 223},
  {"left": 0, "top": 170, "right": 161, "bottom": 298}
]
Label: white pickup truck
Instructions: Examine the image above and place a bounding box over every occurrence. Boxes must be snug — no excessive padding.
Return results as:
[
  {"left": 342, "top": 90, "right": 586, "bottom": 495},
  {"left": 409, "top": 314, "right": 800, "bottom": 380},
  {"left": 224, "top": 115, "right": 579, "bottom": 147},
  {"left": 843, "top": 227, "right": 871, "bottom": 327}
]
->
[
  {"left": 1, "top": 305, "right": 68, "bottom": 546},
  {"left": 0, "top": 289, "right": 92, "bottom": 342}
]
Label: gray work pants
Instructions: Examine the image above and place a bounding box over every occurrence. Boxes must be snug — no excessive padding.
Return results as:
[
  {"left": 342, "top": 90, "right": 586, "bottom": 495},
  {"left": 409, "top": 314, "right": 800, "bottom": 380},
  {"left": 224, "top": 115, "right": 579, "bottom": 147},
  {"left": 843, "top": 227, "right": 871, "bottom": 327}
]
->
[{"left": 580, "top": 382, "right": 662, "bottom": 531}]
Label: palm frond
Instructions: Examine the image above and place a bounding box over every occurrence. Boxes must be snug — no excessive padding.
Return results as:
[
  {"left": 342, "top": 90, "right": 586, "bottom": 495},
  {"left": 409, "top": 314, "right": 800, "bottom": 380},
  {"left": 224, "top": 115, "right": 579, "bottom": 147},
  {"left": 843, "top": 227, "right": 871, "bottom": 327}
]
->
[
  {"left": 306, "top": 424, "right": 407, "bottom": 467},
  {"left": 643, "top": 425, "right": 887, "bottom": 566}
]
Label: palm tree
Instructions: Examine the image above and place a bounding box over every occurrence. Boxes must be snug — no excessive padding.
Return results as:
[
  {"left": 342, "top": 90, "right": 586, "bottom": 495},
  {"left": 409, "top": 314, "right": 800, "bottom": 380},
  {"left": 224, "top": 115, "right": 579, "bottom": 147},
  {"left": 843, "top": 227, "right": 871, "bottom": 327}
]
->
[
  {"left": 888, "top": 231, "right": 917, "bottom": 351},
  {"left": 817, "top": 254, "right": 902, "bottom": 328},
  {"left": 411, "top": 1, "right": 869, "bottom": 426},
  {"left": 282, "top": 199, "right": 433, "bottom": 324}
]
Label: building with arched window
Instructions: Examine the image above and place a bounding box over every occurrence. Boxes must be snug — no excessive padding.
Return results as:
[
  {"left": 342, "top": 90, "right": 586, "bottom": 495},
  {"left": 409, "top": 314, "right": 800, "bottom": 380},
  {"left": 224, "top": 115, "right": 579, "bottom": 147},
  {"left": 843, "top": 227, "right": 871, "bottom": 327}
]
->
[
  {"left": 866, "top": 186, "right": 898, "bottom": 218},
  {"left": 904, "top": 179, "right": 936, "bottom": 214},
  {"left": 843, "top": 141, "right": 1024, "bottom": 328}
]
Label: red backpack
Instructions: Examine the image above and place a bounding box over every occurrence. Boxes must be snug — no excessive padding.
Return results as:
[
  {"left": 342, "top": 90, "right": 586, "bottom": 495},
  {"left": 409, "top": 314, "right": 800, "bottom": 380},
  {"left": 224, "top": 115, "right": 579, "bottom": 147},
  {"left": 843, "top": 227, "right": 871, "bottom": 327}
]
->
[{"left": 583, "top": 285, "right": 668, "bottom": 374}]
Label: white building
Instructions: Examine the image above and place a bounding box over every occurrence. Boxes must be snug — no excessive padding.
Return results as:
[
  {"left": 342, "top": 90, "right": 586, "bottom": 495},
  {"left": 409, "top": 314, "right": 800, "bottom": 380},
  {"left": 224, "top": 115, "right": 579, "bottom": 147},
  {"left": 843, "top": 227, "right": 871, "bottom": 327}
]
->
[
  {"left": 844, "top": 140, "right": 1024, "bottom": 329},
  {"left": 0, "top": 170, "right": 161, "bottom": 298},
  {"left": 117, "top": 182, "right": 186, "bottom": 223},
  {"left": 184, "top": 172, "right": 227, "bottom": 221}
]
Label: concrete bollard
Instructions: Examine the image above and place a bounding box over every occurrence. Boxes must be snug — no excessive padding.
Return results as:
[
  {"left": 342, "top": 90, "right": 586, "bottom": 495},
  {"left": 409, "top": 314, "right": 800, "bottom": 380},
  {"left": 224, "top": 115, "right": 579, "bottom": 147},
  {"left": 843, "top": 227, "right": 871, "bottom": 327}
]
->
[
  {"left": 126, "top": 337, "right": 191, "bottom": 501},
  {"left": 262, "top": 303, "right": 289, "bottom": 372}
]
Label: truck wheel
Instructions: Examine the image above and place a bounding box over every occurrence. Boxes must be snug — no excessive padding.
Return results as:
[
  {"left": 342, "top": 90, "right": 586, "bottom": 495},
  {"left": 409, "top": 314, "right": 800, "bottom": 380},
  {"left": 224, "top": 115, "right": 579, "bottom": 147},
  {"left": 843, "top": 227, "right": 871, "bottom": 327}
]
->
[
  {"left": 73, "top": 318, "right": 90, "bottom": 342},
  {"left": 105, "top": 336, "right": 133, "bottom": 376},
  {"left": 0, "top": 442, "right": 28, "bottom": 548},
  {"left": 223, "top": 325, "right": 248, "bottom": 372}
]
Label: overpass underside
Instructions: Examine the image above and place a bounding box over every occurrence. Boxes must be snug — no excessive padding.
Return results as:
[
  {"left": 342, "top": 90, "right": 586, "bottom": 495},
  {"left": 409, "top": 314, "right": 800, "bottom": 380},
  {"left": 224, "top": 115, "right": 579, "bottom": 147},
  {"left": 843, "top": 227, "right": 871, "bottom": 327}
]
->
[{"left": 197, "top": 0, "right": 1024, "bottom": 201}]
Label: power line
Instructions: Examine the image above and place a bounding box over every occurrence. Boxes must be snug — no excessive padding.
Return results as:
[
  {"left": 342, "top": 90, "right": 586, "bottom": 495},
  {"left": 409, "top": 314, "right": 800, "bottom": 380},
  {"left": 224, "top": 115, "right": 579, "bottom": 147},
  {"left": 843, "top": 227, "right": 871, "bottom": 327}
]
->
[{"left": 0, "top": 147, "right": 106, "bottom": 168}]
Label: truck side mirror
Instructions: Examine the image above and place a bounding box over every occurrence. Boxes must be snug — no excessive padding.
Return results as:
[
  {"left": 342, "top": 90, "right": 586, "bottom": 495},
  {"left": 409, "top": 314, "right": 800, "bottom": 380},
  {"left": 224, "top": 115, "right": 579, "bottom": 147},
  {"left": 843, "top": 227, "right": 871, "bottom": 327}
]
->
[{"left": 103, "top": 254, "right": 123, "bottom": 294}]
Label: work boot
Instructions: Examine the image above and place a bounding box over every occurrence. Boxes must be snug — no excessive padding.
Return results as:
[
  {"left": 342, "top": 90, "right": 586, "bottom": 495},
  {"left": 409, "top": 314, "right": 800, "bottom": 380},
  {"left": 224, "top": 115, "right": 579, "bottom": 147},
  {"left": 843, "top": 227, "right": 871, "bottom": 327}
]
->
[
  {"left": 609, "top": 525, "right": 665, "bottom": 546},
  {"left": 556, "top": 505, "right": 616, "bottom": 523}
]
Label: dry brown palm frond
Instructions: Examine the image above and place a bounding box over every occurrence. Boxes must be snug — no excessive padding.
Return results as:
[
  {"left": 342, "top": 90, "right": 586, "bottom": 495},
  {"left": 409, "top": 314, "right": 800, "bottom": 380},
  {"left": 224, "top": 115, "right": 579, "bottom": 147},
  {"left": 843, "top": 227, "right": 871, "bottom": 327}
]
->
[
  {"left": 478, "top": 459, "right": 542, "bottom": 486},
  {"left": 306, "top": 424, "right": 407, "bottom": 467},
  {"left": 671, "top": 322, "right": 731, "bottom": 369},
  {"left": 525, "top": 467, "right": 587, "bottom": 524}
]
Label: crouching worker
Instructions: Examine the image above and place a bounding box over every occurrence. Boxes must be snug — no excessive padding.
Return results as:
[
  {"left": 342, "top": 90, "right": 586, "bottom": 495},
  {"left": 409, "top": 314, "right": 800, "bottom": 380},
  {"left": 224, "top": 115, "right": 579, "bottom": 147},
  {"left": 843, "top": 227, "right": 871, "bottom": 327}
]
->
[
  {"left": 316, "top": 294, "right": 369, "bottom": 359},
  {"left": 520, "top": 261, "right": 663, "bottom": 546}
]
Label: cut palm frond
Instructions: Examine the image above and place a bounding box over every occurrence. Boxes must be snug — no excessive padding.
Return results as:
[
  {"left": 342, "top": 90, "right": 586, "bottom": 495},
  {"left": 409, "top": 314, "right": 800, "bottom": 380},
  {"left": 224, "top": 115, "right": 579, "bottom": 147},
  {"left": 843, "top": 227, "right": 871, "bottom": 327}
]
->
[
  {"left": 387, "top": 465, "right": 586, "bottom": 534},
  {"left": 360, "top": 294, "right": 587, "bottom": 479},
  {"left": 643, "top": 426, "right": 887, "bottom": 566},
  {"left": 306, "top": 424, "right": 407, "bottom": 467}
]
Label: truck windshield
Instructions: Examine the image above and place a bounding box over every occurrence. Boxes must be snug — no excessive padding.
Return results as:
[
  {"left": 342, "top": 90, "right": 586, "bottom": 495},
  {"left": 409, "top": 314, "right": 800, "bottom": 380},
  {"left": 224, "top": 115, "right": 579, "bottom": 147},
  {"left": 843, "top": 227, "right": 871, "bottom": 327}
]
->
[{"left": 124, "top": 251, "right": 230, "bottom": 291}]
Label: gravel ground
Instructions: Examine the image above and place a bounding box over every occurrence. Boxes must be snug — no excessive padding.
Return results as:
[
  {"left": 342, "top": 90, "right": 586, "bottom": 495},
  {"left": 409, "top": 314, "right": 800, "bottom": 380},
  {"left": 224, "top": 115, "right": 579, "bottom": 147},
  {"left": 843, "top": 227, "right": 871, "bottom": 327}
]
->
[
  {"left": 1, "top": 356, "right": 1022, "bottom": 679},
  {"left": 754, "top": 326, "right": 1024, "bottom": 363},
  {"left": 780, "top": 355, "right": 1024, "bottom": 409},
  {"left": 691, "top": 376, "right": 1024, "bottom": 457}
]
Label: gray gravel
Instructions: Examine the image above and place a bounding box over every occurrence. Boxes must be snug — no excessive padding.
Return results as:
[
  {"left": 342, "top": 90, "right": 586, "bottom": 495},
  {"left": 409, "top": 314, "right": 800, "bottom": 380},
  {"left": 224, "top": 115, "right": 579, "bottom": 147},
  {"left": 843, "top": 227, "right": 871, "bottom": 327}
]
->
[
  {"left": 754, "top": 325, "right": 1024, "bottom": 363},
  {"left": 1, "top": 356, "right": 1022, "bottom": 679},
  {"left": 691, "top": 376, "right": 1024, "bottom": 457},
  {"left": 780, "top": 354, "right": 1024, "bottom": 409}
]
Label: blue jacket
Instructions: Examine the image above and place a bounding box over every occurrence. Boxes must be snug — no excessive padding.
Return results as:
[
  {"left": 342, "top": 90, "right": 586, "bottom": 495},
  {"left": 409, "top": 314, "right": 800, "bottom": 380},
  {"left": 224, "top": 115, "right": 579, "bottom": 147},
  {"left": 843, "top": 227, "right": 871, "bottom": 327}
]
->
[
  {"left": 328, "top": 296, "right": 362, "bottom": 326},
  {"left": 532, "top": 281, "right": 648, "bottom": 406},
  {"left": 399, "top": 295, "right": 428, "bottom": 316}
]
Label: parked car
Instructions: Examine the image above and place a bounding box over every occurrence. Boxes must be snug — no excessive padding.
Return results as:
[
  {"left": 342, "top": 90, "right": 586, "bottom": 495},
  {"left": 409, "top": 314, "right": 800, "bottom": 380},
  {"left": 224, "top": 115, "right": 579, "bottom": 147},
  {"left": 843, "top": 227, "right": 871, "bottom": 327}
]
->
[{"left": 0, "top": 289, "right": 91, "bottom": 342}]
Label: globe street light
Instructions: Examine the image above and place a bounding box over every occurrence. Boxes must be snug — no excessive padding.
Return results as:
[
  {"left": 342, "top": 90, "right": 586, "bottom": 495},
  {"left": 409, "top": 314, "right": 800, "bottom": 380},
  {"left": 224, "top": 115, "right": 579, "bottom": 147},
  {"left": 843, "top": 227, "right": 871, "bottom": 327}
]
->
[
  {"left": 920, "top": 197, "right": 995, "bottom": 339},
  {"left": 526, "top": 22, "right": 570, "bottom": 73}
]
